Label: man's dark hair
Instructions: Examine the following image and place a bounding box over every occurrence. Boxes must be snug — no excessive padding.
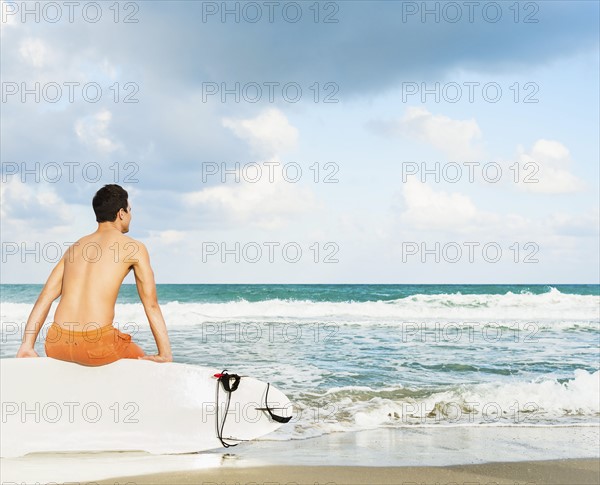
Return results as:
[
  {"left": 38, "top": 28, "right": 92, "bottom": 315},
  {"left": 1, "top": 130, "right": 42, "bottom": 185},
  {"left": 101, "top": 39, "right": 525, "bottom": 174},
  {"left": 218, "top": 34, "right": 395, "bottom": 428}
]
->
[{"left": 92, "top": 184, "right": 129, "bottom": 223}]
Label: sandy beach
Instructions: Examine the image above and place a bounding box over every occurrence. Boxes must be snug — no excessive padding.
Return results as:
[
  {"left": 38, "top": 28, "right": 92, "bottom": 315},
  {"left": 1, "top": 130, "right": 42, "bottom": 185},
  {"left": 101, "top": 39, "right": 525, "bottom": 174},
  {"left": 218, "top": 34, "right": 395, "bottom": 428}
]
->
[
  {"left": 95, "top": 459, "right": 600, "bottom": 485},
  {"left": 3, "top": 426, "right": 598, "bottom": 485}
]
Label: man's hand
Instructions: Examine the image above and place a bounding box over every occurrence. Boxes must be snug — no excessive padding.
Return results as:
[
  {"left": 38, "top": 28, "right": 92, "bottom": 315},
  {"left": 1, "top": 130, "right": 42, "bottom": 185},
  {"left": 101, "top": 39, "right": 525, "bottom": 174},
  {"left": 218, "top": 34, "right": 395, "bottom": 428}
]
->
[
  {"left": 138, "top": 354, "right": 173, "bottom": 363},
  {"left": 16, "top": 345, "right": 40, "bottom": 358}
]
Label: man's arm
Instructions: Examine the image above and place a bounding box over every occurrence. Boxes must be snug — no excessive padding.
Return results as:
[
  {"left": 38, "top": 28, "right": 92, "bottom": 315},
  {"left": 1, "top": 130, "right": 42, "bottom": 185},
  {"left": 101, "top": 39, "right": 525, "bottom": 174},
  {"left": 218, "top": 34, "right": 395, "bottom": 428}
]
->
[
  {"left": 16, "top": 255, "right": 65, "bottom": 358},
  {"left": 131, "top": 241, "right": 173, "bottom": 362}
]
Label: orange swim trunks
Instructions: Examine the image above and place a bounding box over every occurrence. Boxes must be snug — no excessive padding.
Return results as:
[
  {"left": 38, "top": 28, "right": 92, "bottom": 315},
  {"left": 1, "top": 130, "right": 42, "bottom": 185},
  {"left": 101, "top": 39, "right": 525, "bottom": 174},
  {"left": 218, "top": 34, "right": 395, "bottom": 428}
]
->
[{"left": 44, "top": 322, "right": 145, "bottom": 366}]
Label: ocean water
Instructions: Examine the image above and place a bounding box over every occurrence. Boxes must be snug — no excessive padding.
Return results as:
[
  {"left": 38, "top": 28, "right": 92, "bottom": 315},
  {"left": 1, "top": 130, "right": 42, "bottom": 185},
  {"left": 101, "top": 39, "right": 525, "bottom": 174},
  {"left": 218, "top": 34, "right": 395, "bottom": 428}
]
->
[{"left": 1, "top": 284, "right": 599, "bottom": 441}]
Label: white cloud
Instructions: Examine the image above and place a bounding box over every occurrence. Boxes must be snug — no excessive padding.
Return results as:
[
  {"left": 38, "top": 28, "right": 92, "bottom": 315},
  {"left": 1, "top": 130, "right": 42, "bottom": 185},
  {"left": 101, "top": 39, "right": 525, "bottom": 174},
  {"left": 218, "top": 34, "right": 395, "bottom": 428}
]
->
[
  {"left": 515, "top": 139, "right": 586, "bottom": 194},
  {"left": 157, "top": 230, "right": 185, "bottom": 244},
  {"left": 0, "top": 179, "right": 71, "bottom": 224},
  {"left": 369, "top": 107, "right": 483, "bottom": 161},
  {"left": 395, "top": 176, "right": 597, "bottom": 247},
  {"left": 394, "top": 177, "right": 538, "bottom": 239},
  {"left": 100, "top": 58, "right": 118, "bottom": 80},
  {"left": 222, "top": 108, "right": 299, "bottom": 157},
  {"left": 74, "top": 109, "right": 120, "bottom": 154},
  {"left": 183, "top": 160, "right": 321, "bottom": 230},
  {"left": 1, "top": 1, "right": 20, "bottom": 35},
  {"left": 19, "top": 38, "right": 52, "bottom": 68},
  {"left": 398, "top": 177, "right": 479, "bottom": 230},
  {"left": 0, "top": 180, "right": 95, "bottom": 283},
  {"left": 545, "top": 210, "right": 599, "bottom": 237},
  {"left": 143, "top": 230, "right": 186, "bottom": 250},
  {"left": 187, "top": 109, "right": 317, "bottom": 229}
]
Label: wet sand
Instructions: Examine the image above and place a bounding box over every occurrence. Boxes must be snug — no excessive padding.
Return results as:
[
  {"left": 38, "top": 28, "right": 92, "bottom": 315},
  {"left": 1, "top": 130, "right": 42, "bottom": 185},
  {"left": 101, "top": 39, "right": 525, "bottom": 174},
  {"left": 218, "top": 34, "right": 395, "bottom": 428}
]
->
[
  {"left": 4, "top": 427, "right": 598, "bottom": 484},
  {"left": 95, "top": 458, "right": 600, "bottom": 485}
]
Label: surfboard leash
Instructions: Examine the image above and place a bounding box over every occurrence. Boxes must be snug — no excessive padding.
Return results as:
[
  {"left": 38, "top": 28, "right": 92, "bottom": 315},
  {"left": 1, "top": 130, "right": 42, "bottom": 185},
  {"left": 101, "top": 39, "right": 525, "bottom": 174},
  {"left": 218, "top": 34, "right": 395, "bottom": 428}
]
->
[
  {"left": 214, "top": 370, "right": 292, "bottom": 449},
  {"left": 214, "top": 370, "right": 242, "bottom": 448},
  {"left": 256, "top": 383, "right": 293, "bottom": 424}
]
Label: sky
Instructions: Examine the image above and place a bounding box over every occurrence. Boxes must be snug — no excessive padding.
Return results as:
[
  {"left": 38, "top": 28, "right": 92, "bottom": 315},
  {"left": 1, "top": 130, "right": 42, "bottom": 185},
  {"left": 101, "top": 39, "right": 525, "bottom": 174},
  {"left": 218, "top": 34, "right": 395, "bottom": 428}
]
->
[{"left": 1, "top": 0, "right": 599, "bottom": 284}]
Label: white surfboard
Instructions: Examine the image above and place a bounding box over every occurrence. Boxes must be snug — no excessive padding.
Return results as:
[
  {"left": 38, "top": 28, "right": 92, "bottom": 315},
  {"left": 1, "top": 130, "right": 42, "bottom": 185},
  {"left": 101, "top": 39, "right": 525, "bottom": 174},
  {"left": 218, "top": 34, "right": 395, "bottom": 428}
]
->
[{"left": 0, "top": 357, "right": 293, "bottom": 458}]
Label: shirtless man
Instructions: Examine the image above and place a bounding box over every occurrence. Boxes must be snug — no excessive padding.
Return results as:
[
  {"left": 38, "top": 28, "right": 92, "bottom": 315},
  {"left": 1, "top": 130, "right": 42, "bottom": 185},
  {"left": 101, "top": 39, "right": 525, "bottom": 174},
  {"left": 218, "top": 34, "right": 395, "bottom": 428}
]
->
[{"left": 16, "top": 184, "right": 173, "bottom": 365}]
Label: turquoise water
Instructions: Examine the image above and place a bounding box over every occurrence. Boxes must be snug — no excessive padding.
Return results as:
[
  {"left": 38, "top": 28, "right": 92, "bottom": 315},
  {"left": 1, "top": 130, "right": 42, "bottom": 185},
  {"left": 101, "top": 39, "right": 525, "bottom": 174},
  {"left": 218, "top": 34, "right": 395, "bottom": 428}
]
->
[
  {"left": 1, "top": 283, "right": 598, "bottom": 304},
  {"left": 1, "top": 284, "right": 599, "bottom": 438}
]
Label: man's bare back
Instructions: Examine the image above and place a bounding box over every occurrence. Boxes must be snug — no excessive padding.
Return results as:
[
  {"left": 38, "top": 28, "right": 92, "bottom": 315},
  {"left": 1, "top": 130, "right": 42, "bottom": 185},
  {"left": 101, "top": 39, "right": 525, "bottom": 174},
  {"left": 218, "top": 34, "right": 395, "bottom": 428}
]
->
[
  {"left": 16, "top": 184, "right": 173, "bottom": 364},
  {"left": 55, "top": 230, "right": 141, "bottom": 330}
]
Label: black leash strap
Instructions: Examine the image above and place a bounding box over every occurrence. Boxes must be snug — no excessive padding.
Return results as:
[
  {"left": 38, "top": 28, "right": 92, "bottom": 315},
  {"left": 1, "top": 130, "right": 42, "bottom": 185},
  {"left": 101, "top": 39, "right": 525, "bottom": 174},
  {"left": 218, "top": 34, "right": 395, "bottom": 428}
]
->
[
  {"left": 262, "top": 382, "right": 293, "bottom": 424},
  {"left": 215, "top": 370, "right": 242, "bottom": 448},
  {"left": 214, "top": 371, "right": 292, "bottom": 448}
]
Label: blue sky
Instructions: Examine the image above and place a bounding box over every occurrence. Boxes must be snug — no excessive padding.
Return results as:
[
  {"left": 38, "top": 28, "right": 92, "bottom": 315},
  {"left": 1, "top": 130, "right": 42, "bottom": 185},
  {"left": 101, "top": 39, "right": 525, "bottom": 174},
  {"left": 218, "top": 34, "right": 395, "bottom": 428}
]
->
[{"left": 1, "top": 0, "right": 598, "bottom": 283}]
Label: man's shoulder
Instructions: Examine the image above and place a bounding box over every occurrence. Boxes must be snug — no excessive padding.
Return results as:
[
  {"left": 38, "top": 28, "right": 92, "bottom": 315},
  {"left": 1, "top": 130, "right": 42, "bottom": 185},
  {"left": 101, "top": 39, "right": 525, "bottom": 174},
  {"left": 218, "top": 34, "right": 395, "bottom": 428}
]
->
[
  {"left": 121, "top": 235, "right": 148, "bottom": 251},
  {"left": 120, "top": 237, "right": 150, "bottom": 263}
]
